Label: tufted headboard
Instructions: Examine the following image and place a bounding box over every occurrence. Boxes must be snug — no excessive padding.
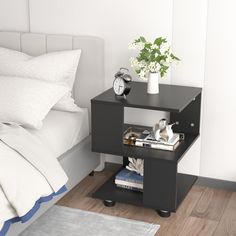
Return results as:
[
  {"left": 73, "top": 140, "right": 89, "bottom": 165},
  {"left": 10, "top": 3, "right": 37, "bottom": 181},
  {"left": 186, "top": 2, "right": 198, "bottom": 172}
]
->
[{"left": 0, "top": 31, "right": 105, "bottom": 117}]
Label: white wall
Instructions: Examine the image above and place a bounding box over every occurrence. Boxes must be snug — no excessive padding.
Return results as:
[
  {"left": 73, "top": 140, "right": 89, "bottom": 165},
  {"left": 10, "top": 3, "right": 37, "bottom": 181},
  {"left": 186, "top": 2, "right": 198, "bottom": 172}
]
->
[
  {"left": 200, "top": 0, "right": 236, "bottom": 182},
  {"left": 29, "top": 0, "right": 173, "bottom": 87},
  {"left": 172, "top": 0, "right": 208, "bottom": 175},
  {"left": 0, "top": 0, "right": 29, "bottom": 31},
  {"left": 0, "top": 0, "right": 236, "bottom": 181}
]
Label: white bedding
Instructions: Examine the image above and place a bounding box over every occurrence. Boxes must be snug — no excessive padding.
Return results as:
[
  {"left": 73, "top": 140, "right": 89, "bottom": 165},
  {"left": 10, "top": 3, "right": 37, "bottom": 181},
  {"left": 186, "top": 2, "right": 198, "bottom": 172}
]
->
[
  {"left": 0, "top": 109, "right": 89, "bottom": 235},
  {"left": 0, "top": 75, "right": 69, "bottom": 129},
  {"left": 28, "top": 108, "right": 90, "bottom": 159},
  {"left": 0, "top": 124, "right": 68, "bottom": 234},
  {"left": 0, "top": 47, "right": 81, "bottom": 112}
]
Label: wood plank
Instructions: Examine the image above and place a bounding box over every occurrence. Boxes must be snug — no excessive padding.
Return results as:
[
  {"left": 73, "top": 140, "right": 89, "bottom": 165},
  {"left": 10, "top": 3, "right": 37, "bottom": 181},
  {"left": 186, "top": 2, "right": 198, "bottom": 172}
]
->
[
  {"left": 156, "top": 185, "right": 205, "bottom": 236},
  {"left": 191, "top": 187, "right": 232, "bottom": 221},
  {"left": 101, "top": 201, "right": 159, "bottom": 223},
  {"left": 179, "top": 216, "right": 218, "bottom": 236},
  {"left": 57, "top": 170, "right": 113, "bottom": 208},
  {"left": 57, "top": 167, "right": 235, "bottom": 236},
  {"left": 100, "top": 186, "right": 205, "bottom": 236},
  {"left": 214, "top": 192, "right": 236, "bottom": 236}
]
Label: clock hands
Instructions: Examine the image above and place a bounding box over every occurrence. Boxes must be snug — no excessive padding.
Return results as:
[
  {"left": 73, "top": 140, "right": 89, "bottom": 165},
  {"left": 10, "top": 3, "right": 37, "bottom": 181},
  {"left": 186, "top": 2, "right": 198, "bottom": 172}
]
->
[{"left": 118, "top": 85, "right": 122, "bottom": 94}]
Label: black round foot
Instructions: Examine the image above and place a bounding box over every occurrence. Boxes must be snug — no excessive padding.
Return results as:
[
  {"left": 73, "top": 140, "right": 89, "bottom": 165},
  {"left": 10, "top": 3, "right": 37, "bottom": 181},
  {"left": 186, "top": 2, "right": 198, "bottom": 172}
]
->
[
  {"left": 103, "top": 200, "right": 116, "bottom": 207},
  {"left": 89, "top": 171, "right": 95, "bottom": 176},
  {"left": 157, "top": 210, "right": 171, "bottom": 218}
]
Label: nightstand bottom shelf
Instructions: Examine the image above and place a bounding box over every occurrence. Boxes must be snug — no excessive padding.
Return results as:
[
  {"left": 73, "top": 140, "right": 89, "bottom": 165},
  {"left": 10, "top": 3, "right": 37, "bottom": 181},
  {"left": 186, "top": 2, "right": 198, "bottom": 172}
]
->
[
  {"left": 92, "top": 165, "right": 197, "bottom": 215},
  {"left": 93, "top": 166, "right": 143, "bottom": 207}
]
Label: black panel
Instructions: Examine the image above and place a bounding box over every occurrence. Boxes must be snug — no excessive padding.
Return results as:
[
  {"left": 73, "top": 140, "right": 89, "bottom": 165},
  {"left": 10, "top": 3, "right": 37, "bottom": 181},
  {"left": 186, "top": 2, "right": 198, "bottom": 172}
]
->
[
  {"left": 92, "top": 82, "right": 202, "bottom": 112},
  {"left": 91, "top": 101, "right": 124, "bottom": 155},
  {"left": 170, "top": 93, "right": 202, "bottom": 134},
  {"left": 176, "top": 173, "right": 198, "bottom": 208},
  {"left": 143, "top": 159, "right": 177, "bottom": 211},
  {"left": 123, "top": 156, "right": 129, "bottom": 167}
]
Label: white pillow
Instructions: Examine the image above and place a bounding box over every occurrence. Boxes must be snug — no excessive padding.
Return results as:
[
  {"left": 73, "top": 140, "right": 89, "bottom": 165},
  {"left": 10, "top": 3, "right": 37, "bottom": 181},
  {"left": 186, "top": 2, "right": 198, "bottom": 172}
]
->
[
  {"left": 0, "top": 47, "right": 81, "bottom": 112},
  {"left": 0, "top": 76, "right": 69, "bottom": 129}
]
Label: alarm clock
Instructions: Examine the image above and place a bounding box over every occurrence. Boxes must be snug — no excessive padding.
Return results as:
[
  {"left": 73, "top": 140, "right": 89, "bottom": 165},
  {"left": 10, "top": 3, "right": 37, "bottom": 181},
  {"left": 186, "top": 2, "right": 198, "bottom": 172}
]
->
[{"left": 113, "top": 68, "right": 132, "bottom": 97}]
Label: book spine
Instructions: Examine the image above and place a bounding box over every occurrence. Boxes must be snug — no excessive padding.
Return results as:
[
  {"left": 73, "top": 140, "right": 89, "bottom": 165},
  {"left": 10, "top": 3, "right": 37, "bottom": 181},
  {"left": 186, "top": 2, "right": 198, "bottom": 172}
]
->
[
  {"left": 150, "top": 143, "right": 174, "bottom": 151},
  {"left": 115, "top": 175, "right": 143, "bottom": 184},
  {"left": 116, "top": 184, "right": 143, "bottom": 192},
  {"left": 136, "top": 133, "right": 180, "bottom": 145},
  {"left": 115, "top": 179, "right": 143, "bottom": 189},
  {"left": 135, "top": 141, "right": 179, "bottom": 151}
]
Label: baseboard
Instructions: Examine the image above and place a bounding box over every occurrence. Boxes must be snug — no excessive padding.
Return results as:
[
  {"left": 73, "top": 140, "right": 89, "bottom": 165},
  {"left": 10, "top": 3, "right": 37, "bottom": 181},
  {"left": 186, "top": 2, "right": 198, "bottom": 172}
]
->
[{"left": 196, "top": 177, "right": 236, "bottom": 192}]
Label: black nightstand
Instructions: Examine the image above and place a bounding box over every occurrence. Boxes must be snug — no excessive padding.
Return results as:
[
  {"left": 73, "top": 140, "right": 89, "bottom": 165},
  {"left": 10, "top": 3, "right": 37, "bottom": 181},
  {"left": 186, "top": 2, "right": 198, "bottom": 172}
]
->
[{"left": 91, "top": 81, "right": 202, "bottom": 217}]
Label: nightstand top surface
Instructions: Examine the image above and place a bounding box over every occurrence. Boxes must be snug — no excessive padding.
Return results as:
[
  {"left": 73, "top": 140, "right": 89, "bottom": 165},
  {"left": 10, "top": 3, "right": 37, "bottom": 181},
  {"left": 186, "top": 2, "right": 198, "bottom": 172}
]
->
[{"left": 92, "top": 82, "right": 202, "bottom": 112}]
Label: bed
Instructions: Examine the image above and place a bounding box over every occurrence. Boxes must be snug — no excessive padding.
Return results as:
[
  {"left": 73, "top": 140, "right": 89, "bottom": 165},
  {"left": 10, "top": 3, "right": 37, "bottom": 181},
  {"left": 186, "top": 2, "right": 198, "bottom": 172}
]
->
[{"left": 0, "top": 31, "right": 104, "bottom": 236}]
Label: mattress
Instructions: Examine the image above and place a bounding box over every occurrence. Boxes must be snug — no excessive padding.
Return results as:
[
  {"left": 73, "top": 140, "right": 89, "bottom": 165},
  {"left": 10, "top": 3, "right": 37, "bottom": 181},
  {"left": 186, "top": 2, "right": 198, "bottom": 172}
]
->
[{"left": 28, "top": 108, "right": 89, "bottom": 159}]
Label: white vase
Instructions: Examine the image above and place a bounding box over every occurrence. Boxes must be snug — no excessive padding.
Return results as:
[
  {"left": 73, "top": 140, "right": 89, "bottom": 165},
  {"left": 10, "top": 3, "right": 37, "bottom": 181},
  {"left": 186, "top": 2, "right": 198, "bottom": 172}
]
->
[{"left": 147, "top": 72, "right": 159, "bottom": 94}]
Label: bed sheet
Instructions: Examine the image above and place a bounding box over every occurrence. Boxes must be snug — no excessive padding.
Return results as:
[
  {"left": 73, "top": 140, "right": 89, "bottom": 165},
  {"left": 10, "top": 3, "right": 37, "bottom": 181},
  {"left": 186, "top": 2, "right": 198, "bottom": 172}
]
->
[{"left": 28, "top": 109, "right": 89, "bottom": 159}]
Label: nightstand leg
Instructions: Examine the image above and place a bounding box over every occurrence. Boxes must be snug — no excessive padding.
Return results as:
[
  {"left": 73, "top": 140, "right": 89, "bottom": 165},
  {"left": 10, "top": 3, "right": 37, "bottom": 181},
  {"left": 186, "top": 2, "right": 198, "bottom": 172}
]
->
[
  {"left": 156, "top": 210, "right": 171, "bottom": 218},
  {"left": 103, "top": 200, "right": 116, "bottom": 207}
]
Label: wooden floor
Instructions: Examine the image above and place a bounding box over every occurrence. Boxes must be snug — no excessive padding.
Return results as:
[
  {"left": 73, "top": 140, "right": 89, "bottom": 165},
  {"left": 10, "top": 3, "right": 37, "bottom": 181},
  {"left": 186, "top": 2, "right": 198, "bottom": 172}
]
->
[{"left": 57, "top": 165, "right": 236, "bottom": 236}]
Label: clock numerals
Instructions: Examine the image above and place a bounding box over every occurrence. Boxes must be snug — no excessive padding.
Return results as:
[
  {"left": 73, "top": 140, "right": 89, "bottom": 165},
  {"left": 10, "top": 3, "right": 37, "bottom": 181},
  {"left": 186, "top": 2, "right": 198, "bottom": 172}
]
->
[
  {"left": 113, "top": 78, "right": 125, "bottom": 96},
  {"left": 113, "top": 72, "right": 131, "bottom": 97}
]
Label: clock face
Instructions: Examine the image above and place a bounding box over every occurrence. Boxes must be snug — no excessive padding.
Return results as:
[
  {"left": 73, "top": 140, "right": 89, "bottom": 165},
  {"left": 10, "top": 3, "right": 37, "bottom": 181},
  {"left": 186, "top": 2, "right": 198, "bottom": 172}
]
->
[{"left": 113, "top": 78, "right": 125, "bottom": 95}]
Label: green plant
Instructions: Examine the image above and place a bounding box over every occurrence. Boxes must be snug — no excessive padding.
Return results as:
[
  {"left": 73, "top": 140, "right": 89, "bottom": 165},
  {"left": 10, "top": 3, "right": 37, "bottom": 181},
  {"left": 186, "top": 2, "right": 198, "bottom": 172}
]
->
[{"left": 129, "top": 36, "right": 180, "bottom": 79}]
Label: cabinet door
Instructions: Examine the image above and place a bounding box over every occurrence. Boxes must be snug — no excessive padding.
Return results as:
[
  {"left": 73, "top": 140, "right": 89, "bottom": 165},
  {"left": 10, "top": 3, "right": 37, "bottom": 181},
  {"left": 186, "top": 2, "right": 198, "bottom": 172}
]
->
[{"left": 91, "top": 101, "right": 124, "bottom": 155}]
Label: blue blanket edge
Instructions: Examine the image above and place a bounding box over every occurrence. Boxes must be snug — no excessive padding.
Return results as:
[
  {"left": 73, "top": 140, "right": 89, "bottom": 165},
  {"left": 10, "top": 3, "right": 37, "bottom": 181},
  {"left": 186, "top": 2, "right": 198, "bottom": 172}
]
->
[{"left": 0, "top": 185, "right": 67, "bottom": 236}]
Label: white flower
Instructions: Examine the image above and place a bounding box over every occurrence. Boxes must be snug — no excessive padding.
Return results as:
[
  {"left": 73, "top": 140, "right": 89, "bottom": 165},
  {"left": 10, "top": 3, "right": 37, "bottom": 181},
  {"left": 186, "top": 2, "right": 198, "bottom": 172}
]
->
[
  {"left": 129, "top": 41, "right": 145, "bottom": 50},
  {"left": 165, "top": 56, "right": 172, "bottom": 64},
  {"left": 148, "top": 62, "right": 156, "bottom": 72},
  {"left": 139, "top": 69, "right": 147, "bottom": 80},
  {"left": 155, "top": 63, "right": 161, "bottom": 71},
  {"left": 151, "top": 44, "right": 158, "bottom": 50},
  {"left": 160, "top": 43, "right": 170, "bottom": 54},
  {"left": 139, "top": 60, "right": 147, "bottom": 67},
  {"left": 148, "top": 62, "right": 161, "bottom": 73},
  {"left": 128, "top": 42, "right": 137, "bottom": 49},
  {"left": 130, "top": 57, "right": 139, "bottom": 68},
  {"left": 137, "top": 42, "right": 145, "bottom": 50}
]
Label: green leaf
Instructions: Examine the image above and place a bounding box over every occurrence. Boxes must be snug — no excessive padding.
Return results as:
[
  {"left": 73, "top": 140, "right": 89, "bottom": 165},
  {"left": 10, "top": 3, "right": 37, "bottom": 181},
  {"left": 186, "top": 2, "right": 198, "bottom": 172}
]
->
[
  {"left": 154, "top": 37, "right": 162, "bottom": 46},
  {"left": 162, "top": 38, "right": 167, "bottom": 43},
  {"left": 139, "top": 36, "right": 146, "bottom": 43},
  {"left": 160, "top": 70, "right": 165, "bottom": 77},
  {"left": 171, "top": 53, "right": 180, "bottom": 61},
  {"left": 145, "top": 43, "right": 152, "bottom": 49}
]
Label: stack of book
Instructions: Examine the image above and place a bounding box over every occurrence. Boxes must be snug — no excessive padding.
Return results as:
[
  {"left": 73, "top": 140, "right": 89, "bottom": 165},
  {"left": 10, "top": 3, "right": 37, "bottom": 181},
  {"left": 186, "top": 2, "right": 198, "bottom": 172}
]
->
[
  {"left": 135, "top": 133, "right": 180, "bottom": 151},
  {"left": 123, "top": 126, "right": 183, "bottom": 152},
  {"left": 115, "top": 168, "right": 143, "bottom": 192}
]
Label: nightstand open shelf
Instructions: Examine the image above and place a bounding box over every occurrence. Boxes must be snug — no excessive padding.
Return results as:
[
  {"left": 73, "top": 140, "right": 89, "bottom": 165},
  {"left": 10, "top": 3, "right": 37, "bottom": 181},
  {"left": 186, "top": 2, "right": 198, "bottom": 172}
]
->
[
  {"left": 91, "top": 82, "right": 202, "bottom": 217},
  {"left": 93, "top": 165, "right": 197, "bottom": 211},
  {"left": 123, "top": 124, "right": 199, "bottom": 163}
]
